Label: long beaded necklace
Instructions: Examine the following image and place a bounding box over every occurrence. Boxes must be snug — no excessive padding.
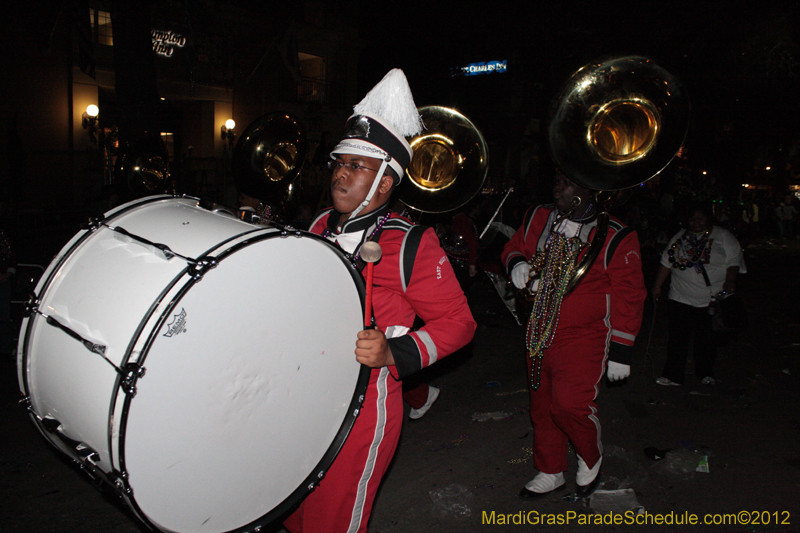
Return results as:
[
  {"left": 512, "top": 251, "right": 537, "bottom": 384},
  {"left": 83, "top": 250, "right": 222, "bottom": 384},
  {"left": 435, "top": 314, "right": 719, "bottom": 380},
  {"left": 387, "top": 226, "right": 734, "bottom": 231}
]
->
[
  {"left": 322, "top": 210, "right": 392, "bottom": 263},
  {"left": 667, "top": 228, "right": 711, "bottom": 274},
  {"left": 526, "top": 220, "right": 585, "bottom": 390}
]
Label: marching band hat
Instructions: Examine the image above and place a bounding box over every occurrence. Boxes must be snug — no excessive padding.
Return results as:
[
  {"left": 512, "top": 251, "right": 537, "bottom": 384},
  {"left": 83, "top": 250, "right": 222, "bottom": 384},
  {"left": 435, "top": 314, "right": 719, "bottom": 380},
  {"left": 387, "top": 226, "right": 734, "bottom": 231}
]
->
[{"left": 331, "top": 69, "right": 423, "bottom": 182}]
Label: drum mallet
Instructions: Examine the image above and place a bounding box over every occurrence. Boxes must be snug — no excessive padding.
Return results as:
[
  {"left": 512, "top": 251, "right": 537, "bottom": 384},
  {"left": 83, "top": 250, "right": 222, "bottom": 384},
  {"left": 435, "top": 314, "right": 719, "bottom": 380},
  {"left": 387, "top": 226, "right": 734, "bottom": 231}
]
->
[{"left": 360, "top": 241, "right": 382, "bottom": 328}]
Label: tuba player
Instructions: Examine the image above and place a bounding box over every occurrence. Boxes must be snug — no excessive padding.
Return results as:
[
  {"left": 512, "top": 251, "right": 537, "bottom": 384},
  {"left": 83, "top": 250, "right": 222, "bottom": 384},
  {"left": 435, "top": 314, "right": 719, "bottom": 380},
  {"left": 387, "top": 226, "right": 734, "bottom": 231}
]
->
[{"left": 501, "top": 171, "right": 646, "bottom": 499}]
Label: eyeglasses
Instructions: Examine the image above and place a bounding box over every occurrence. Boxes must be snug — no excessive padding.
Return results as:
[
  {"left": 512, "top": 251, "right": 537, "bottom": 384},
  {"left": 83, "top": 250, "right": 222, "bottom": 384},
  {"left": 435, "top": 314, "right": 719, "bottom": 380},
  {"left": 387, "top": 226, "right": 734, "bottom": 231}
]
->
[{"left": 327, "top": 160, "right": 380, "bottom": 173}]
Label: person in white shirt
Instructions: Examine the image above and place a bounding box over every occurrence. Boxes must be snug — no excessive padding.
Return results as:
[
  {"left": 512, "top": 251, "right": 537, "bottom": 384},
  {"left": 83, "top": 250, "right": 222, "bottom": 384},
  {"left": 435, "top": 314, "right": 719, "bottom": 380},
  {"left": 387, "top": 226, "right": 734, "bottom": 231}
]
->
[{"left": 651, "top": 203, "right": 746, "bottom": 386}]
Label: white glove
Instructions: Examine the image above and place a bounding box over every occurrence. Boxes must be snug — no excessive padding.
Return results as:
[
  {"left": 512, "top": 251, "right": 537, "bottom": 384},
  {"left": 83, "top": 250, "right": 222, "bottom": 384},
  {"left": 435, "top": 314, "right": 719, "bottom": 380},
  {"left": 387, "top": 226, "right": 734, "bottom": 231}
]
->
[
  {"left": 607, "top": 361, "right": 630, "bottom": 381},
  {"left": 511, "top": 263, "right": 531, "bottom": 289}
]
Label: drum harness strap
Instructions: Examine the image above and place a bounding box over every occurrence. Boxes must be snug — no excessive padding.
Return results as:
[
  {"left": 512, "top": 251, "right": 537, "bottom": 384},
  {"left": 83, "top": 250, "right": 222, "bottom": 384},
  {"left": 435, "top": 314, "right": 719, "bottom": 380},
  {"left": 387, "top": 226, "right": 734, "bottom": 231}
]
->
[{"left": 324, "top": 209, "right": 426, "bottom": 327}]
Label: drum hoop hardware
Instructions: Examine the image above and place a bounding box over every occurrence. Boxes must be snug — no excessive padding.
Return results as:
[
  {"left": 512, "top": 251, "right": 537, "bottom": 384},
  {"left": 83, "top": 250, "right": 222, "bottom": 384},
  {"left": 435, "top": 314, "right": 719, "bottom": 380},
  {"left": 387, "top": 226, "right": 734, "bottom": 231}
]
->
[
  {"left": 105, "top": 223, "right": 223, "bottom": 280},
  {"left": 109, "top": 224, "right": 185, "bottom": 262},
  {"left": 35, "top": 415, "right": 102, "bottom": 464},
  {"left": 187, "top": 256, "right": 218, "bottom": 280},
  {"left": 31, "top": 308, "right": 146, "bottom": 396},
  {"left": 23, "top": 293, "right": 39, "bottom": 318},
  {"left": 33, "top": 409, "right": 134, "bottom": 495},
  {"left": 277, "top": 225, "right": 306, "bottom": 238},
  {"left": 82, "top": 216, "right": 103, "bottom": 230}
]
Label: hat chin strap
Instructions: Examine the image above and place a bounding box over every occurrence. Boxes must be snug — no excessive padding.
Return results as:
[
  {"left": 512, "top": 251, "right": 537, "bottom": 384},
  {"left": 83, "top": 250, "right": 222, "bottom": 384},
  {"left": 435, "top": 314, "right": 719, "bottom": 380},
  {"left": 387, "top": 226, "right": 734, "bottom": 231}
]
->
[{"left": 348, "top": 158, "right": 391, "bottom": 220}]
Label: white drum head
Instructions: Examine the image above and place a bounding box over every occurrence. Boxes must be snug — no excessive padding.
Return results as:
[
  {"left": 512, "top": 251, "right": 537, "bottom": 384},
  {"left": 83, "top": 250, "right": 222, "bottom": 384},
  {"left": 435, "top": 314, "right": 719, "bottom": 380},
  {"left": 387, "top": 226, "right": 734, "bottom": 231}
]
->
[{"left": 122, "top": 232, "right": 365, "bottom": 532}]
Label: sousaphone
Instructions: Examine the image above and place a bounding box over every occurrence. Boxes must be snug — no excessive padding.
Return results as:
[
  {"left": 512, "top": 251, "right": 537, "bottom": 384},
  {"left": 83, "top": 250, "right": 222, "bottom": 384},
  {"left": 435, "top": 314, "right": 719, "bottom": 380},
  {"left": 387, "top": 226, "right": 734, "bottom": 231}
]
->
[
  {"left": 117, "top": 134, "right": 171, "bottom": 197},
  {"left": 231, "top": 112, "right": 309, "bottom": 210},
  {"left": 549, "top": 55, "right": 690, "bottom": 191},
  {"left": 525, "top": 55, "right": 690, "bottom": 295},
  {"left": 397, "top": 106, "right": 489, "bottom": 214}
]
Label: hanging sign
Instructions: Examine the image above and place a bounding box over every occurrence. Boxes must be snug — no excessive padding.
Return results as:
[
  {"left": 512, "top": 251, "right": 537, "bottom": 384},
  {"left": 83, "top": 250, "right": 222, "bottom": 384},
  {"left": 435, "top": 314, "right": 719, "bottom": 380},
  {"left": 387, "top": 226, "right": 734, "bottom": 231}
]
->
[
  {"left": 451, "top": 60, "right": 508, "bottom": 77},
  {"left": 152, "top": 30, "right": 186, "bottom": 57}
]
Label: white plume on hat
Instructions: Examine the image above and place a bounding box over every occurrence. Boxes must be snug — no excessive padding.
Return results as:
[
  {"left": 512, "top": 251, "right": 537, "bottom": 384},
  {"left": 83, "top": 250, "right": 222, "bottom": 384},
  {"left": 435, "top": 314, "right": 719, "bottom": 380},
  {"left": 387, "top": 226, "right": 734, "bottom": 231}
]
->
[
  {"left": 353, "top": 69, "right": 423, "bottom": 137},
  {"left": 331, "top": 68, "right": 423, "bottom": 220}
]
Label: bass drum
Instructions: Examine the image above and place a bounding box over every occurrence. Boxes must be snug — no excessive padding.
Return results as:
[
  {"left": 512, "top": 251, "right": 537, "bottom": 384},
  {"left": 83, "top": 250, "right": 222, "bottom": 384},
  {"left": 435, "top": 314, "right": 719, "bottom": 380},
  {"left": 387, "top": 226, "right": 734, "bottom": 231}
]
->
[{"left": 17, "top": 196, "right": 368, "bottom": 533}]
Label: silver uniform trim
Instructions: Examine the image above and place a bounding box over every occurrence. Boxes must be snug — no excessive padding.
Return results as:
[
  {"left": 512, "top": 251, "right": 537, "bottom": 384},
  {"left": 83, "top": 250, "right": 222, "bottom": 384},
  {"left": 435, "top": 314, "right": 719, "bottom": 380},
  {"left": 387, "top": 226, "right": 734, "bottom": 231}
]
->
[
  {"left": 384, "top": 325, "right": 410, "bottom": 340},
  {"left": 415, "top": 330, "right": 438, "bottom": 365},
  {"left": 592, "top": 294, "right": 613, "bottom": 457},
  {"left": 611, "top": 329, "right": 635, "bottom": 342},
  {"left": 347, "top": 367, "right": 390, "bottom": 533}
]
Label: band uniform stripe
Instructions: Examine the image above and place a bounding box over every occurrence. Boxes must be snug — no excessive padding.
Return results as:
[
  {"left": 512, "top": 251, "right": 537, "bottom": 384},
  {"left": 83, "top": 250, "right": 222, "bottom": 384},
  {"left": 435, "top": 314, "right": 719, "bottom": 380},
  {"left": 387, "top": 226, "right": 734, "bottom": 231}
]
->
[{"left": 347, "top": 367, "right": 390, "bottom": 532}]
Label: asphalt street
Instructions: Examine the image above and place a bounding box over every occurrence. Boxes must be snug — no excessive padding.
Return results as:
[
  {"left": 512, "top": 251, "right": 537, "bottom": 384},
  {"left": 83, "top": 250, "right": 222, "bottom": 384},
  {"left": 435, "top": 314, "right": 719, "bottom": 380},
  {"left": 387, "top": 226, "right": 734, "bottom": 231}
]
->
[{"left": 2, "top": 237, "right": 799, "bottom": 533}]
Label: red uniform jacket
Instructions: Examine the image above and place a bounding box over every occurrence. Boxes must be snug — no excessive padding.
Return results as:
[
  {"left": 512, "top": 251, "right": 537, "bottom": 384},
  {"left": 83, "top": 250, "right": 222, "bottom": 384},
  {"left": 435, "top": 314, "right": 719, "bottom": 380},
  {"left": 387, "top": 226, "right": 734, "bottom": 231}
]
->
[
  {"left": 310, "top": 204, "right": 476, "bottom": 378},
  {"left": 501, "top": 205, "right": 646, "bottom": 364}
]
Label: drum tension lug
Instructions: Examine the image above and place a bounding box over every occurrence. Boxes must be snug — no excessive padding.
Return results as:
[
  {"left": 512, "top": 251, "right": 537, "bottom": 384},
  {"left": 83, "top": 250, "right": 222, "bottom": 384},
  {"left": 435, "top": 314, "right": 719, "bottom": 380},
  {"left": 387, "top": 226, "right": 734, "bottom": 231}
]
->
[
  {"left": 279, "top": 228, "right": 304, "bottom": 238},
  {"left": 189, "top": 257, "right": 218, "bottom": 280},
  {"left": 121, "top": 364, "right": 146, "bottom": 397},
  {"left": 109, "top": 471, "right": 133, "bottom": 495},
  {"left": 76, "top": 443, "right": 100, "bottom": 463},
  {"left": 23, "top": 296, "right": 39, "bottom": 317},
  {"left": 82, "top": 216, "right": 103, "bottom": 230}
]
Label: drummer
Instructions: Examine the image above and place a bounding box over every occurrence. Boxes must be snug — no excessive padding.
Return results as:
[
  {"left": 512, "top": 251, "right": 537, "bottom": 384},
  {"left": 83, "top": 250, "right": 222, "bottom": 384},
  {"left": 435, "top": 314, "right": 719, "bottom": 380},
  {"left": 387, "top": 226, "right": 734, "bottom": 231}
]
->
[{"left": 283, "top": 69, "right": 476, "bottom": 533}]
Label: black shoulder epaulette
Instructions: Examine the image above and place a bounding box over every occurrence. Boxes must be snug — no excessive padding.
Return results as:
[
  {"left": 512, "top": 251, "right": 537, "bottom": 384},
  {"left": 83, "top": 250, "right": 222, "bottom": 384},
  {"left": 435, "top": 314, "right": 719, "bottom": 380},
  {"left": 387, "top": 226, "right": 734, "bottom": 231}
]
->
[
  {"left": 604, "top": 223, "right": 634, "bottom": 268},
  {"left": 400, "top": 225, "right": 426, "bottom": 292},
  {"left": 376, "top": 218, "right": 427, "bottom": 292}
]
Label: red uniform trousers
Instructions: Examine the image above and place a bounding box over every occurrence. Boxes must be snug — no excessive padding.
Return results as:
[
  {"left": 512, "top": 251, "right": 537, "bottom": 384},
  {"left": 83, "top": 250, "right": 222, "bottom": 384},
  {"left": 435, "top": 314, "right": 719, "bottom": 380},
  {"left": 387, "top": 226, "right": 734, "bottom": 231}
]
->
[
  {"left": 526, "top": 308, "right": 608, "bottom": 474},
  {"left": 401, "top": 382, "right": 431, "bottom": 409},
  {"left": 284, "top": 367, "right": 403, "bottom": 533}
]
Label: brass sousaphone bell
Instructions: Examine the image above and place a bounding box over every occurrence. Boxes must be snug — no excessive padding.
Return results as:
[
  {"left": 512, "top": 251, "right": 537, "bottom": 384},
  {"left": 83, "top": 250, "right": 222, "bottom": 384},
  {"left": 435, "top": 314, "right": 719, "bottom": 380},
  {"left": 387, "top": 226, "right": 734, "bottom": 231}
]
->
[
  {"left": 231, "top": 112, "right": 309, "bottom": 215},
  {"left": 526, "top": 55, "right": 690, "bottom": 295},
  {"left": 397, "top": 106, "right": 489, "bottom": 214},
  {"left": 117, "top": 134, "right": 171, "bottom": 196}
]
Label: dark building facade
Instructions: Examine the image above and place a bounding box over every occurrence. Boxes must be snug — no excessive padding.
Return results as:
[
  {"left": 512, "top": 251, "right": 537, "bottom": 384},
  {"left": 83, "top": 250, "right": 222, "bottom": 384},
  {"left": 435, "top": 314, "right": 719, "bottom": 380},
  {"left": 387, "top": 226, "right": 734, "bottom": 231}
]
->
[{"left": 2, "top": 1, "right": 365, "bottom": 215}]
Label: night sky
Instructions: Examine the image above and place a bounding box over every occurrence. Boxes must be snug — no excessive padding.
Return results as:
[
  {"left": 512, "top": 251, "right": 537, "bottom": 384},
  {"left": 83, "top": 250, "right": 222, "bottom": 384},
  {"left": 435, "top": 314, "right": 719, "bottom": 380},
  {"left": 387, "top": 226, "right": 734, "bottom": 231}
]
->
[{"left": 354, "top": 0, "right": 800, "bottom": 187}]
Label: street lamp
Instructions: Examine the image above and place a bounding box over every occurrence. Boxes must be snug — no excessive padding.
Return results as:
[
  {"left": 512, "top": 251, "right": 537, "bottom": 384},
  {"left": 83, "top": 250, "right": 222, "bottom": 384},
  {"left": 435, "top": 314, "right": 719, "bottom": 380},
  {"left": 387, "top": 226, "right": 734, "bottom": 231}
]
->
[
  {"left": 221, "top": 119, "right": 236, "bottom": 148},
  {"left": 82, "top": 104, "right": 99, "bottom": 143}
]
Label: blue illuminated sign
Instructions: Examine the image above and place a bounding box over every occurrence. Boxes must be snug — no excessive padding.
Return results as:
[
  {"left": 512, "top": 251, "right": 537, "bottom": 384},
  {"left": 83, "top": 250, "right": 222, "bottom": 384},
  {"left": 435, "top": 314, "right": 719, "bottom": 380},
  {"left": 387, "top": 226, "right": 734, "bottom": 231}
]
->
[{"left": 463, "top": 60, "right": 507, "bottom": 76}]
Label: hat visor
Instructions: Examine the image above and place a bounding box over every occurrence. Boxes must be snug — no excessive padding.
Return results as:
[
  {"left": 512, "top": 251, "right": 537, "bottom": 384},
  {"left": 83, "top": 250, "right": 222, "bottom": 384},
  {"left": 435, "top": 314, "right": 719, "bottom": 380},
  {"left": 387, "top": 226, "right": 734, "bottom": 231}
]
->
[{"left": 331, "top": 139, "right": 405, "bottom": 181}]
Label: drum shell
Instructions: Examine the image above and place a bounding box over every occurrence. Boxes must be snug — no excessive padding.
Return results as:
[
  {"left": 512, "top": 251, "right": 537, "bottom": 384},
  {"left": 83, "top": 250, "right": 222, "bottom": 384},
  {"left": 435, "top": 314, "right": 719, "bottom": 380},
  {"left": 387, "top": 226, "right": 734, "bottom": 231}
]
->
[{"left": 17, "top": 196, "right": 368, "bottom": 533}]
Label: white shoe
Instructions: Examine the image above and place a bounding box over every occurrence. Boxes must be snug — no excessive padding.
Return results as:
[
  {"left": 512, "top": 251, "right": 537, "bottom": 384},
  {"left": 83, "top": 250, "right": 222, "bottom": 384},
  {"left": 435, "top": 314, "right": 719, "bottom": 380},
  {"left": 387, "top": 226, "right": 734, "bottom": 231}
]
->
[
  {"left": 522, "top": 472, "right": 565, "bottom": 495},
  {"left": 576, "top": 455, "right": 602, "bottom": 486},
  {"left": 408, "top": 386, "right": 440, "bottom": 419}
]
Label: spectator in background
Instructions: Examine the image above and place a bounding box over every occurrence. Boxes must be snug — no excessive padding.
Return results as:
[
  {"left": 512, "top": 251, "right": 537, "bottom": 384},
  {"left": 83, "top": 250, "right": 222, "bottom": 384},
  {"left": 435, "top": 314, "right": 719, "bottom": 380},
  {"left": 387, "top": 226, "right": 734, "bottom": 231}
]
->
[
  {"left": 775, "top": 199, "right": 797, "bottom": 238},
  {"left": 749, "top": 200, "right": 760, "bottom": 238},
  {"left": 651, "top": 203, "right": 746, "bottom": 386}
]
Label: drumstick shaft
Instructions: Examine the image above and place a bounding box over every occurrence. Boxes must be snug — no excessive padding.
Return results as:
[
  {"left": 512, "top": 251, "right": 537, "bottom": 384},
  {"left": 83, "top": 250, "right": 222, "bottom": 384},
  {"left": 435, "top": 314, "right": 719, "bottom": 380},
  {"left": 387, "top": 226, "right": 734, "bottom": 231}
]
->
[
  {"left": 364, "top": 262, "right": 374, "bottom": 328},
  {"left": 360, "top": 241, "right": 381, "bottom": 330}
]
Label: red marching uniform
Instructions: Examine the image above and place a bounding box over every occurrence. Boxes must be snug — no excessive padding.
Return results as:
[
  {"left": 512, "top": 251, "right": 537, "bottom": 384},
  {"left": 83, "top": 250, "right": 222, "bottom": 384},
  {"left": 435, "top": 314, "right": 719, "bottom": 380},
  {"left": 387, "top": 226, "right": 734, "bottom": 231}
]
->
[
  {"left": 284, "top": 203, "right": 476, "bottom": 533},
  {"left": 502, "top": 205, "right": 646, "bottom": 474}
]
